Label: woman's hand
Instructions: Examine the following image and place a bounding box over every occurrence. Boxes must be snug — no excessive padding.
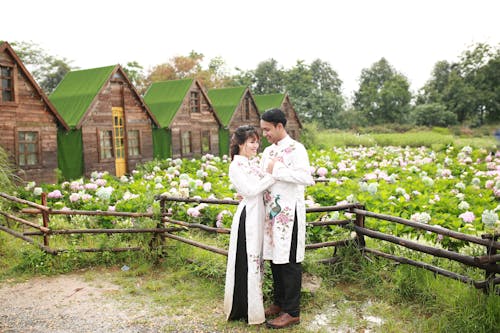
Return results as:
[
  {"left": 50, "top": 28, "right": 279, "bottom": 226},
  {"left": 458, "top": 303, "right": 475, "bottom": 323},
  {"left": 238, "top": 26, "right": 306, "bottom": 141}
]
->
[{"left": 266, "top": 158, "right": 278, "bottom": 173}]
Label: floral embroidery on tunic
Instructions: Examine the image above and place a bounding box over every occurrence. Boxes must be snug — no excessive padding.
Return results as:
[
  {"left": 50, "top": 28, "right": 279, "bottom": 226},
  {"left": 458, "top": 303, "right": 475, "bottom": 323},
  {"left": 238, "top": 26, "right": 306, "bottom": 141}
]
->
[
  {"left": 236, "top": 158, "right": 266, "bottom": 179},
  {"left": 249, "top": 253, "right": 263, "bottom": 275},
  {"left": 274, "top": 206, "right": 293, "bottom": 240}
]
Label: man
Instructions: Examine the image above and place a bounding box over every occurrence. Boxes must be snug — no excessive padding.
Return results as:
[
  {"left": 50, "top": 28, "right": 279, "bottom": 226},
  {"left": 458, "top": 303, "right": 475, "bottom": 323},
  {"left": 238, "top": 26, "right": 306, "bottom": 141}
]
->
[{"left": 259, "top": 108, "right": 314, "bottom": 329}]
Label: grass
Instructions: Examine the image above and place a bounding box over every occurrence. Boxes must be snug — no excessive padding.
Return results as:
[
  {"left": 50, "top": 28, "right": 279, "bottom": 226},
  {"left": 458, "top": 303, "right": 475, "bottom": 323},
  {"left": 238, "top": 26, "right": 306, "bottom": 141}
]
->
[
  {"left": 1, "top": 223, "right": 499, "bottom": 332},
  {"left": 304, "top": 124, "right": 498, "bottom": 151}
]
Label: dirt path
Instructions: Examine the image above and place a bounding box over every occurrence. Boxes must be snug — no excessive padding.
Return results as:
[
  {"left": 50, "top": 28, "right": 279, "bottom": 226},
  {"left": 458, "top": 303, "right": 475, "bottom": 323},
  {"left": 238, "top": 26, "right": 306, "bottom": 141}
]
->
[
  {"left": 0, "top": 272, "right": 387, "bottom": 333},
  {"left": 0, "top": 273, "right": 171, "bottom": 333}
]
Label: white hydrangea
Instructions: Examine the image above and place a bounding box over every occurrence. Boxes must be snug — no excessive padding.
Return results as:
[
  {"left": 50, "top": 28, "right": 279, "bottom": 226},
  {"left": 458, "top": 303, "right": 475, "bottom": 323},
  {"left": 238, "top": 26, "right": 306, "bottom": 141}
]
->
[
  {"left": 95, "top": 186, "right": 114, "bottom": 200},
  {"left": 410, "top": 212, "right": 431, "bottom": 224},
  {"left": 422, "top": 176, "right": 434, "bottom": 187},
  {"left": 33, "top": 187, "right": 43, "bottom": 196},
  {"left": 481, "top": 210, "right": 498, "bottom": 227}
]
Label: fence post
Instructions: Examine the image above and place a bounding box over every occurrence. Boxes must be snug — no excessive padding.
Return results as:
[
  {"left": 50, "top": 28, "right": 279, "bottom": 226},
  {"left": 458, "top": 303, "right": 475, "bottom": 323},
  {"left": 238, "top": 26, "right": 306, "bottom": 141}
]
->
[
  {"left": 41, "top": 192, "right": 50, "bottom": 247},
  {"left": 352, "top": 204, "right": 366, "bottom": 250},
  {"left": 482, "top": 232, "right": 499, "bottom": 293},
  {"left": 152, "top": 197, "right": 167, "bottom": 257}
]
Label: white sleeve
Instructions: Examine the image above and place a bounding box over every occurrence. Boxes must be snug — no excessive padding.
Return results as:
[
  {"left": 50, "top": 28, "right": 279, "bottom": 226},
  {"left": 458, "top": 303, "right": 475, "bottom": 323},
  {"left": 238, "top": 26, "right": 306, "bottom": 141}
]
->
[
  {"left": 229, "top": 164, "right": 275, "bottom": 198},
  {"left": 271, "top": 144, "right": 315, "bottom": 186}
]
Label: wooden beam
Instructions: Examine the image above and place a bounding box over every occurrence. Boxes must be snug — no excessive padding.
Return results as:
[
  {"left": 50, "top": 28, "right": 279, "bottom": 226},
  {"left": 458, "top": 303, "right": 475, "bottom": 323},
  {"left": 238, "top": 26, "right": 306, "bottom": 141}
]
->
[
  {"left": 0, "top": 192, "right": 49, "bottom": 211},
  {"left": 354, "top": 225, "right": 500, "bottom": 273},
  {"left": 163, "top": 232, "right": 228, "bottom": 256},
  {"left": 306, "top": 238, "right": 353, "bottom": 250},
  {"left": 0, "top": 224, "right": 57, "bottom": 254},
  {"left": 21, "top": 208, "right": 156, "bottom": 218},
  {"left": 23, "top": 227, "right": 183, "bottom": 236},
  {"left": 0, "top": 211, "right": 49, "bottom": 232},
  {"left": 163, "top": 217, "right": 231, "bottom": 234},
  {"left": 352, "top": 208, "right": 500, "bottom": 250}
]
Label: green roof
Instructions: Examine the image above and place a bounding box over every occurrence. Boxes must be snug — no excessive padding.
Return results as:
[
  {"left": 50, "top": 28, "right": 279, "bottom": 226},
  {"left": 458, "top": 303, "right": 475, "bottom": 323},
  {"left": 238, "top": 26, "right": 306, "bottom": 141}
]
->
[
  {"left": 254, "top": 93, "right": 285, "bottom": 113},
  {"left": 49, "top": 65, "right": 116, "bottom": 128},
  {"left": 207, "top": 86, "right": 247, "bottom": 126},
  {"left": 143, "top": 79, "right": 193, "bottom": 128}
]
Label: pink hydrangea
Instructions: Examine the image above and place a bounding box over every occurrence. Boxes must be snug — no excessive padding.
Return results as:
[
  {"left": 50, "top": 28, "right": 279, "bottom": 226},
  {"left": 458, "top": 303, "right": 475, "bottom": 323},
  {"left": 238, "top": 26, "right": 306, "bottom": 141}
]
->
[
  {"left": 70, "top": 182, "right": 83, "bottom": 191},
  {"left": 94, "top": 179, "right": 107, "bottom": 187},
  {"left": 316, "top": 167, "right": 328, "bottom": 177},
  {"left": 203, "top": 182, "right": 212, "bottom": 192},
  {"left": 69, "top": 193, "right": 80, "bottom": 202},
  {"left": 84, "top": 183, "right": 98, "bottom": 190},
  {"left": 459, "top": 211, "right": 475, "bottom": 223},
  {"left": 187, "top": 207, "right": 201, "bottom": 217},
  {"left": 47, "top": 190, "right": 63, "bottom": 199}
]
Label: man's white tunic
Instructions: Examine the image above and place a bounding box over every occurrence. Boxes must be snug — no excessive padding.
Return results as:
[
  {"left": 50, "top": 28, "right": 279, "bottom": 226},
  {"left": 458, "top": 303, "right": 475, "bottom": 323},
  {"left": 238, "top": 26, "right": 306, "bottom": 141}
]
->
[{"left": 260, "top": 135, "right": 314, "bottom": 264}]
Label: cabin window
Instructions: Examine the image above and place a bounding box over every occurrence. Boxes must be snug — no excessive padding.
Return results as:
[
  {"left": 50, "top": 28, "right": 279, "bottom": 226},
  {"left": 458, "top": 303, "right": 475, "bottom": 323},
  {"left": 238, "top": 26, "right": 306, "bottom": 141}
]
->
[
  {"left": 244, "top": 96, "right": 250, "bottom": 120},
  {"left": 127, "top": 130, "right": 141, "bottom": 157},
  {"left": 0, "top": 65, "right": 14, "bottom": 102},
  {"left": 201, "top": 130, "right": 211, "bottom": 153},
  {"left": 181, "top": 131, "right": 192, "bottom": 156},
  {"left": 17, "top": 131, "right": 39, "bottom": 166},
  {"left": 190, "top": 91, "right": 200, "bottom": 113},
  {"left": 99, "top": 130, "right": 114, "bottom": 160}
]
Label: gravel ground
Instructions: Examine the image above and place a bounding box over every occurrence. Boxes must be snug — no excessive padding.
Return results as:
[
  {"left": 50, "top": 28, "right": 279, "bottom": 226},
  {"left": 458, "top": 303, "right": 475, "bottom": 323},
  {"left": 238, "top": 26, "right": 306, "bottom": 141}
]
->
[{"left": 0, "top": 273, "right": 176, "bottom": 333}]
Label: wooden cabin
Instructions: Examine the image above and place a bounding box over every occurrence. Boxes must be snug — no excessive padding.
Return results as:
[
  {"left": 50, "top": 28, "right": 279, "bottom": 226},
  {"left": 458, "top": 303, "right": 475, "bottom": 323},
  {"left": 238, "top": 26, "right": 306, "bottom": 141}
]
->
[
  {"left": 144, "top": 79, "right": 221, "bottom": 159},
  {"left": 254, "top": 93, "right": 302, "bottom": 140},
  {"left": 207, "top": 86, "right": 260, "bottom": 156},
  {"left": 49, "top": 65, "right": 160, "bottom": 179},
  {"left": 0, "top": 41, "right": 69, "bottom": 184}
]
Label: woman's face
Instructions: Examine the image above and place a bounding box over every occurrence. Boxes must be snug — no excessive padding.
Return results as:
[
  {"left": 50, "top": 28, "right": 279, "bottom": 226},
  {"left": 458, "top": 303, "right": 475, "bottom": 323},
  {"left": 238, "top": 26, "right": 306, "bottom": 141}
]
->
[{"left": 239, "top": 135, "right": 259, "bottom": 158}]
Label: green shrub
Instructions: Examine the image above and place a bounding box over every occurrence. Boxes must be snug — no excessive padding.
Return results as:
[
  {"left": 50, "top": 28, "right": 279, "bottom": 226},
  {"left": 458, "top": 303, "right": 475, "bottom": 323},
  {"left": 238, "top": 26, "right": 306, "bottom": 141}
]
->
[
  {"left": 0, "top": 146, "right": 19, "bottom": 195},
  {"left": 412, "top": 103, "right": 458, "bottom": 127}
]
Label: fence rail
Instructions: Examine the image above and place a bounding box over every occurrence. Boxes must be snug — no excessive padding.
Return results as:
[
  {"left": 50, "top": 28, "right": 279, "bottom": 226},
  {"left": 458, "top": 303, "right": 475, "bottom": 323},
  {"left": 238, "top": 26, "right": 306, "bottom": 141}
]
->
[{"left": 0, "top": 192, "right": 498, "bottom": 293}]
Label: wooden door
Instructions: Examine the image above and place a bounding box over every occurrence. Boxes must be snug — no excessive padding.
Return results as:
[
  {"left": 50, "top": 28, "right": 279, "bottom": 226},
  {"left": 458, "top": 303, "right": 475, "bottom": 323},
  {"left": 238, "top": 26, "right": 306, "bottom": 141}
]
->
[{"left": 112, "top": 107, "right": 126, "bottom": 177}]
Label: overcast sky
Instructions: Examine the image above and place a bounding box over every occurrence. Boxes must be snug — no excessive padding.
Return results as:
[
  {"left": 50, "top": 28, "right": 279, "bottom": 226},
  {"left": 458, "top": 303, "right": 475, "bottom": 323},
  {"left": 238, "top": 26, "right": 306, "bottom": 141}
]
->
[{"left": 4, "top": 0, "right": 499, "bottom": 97}]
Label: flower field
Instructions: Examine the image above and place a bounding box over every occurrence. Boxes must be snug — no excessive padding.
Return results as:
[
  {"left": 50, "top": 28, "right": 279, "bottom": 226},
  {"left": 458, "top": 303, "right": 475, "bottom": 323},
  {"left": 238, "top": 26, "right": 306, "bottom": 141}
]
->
[{"left": 15, "top": 145, "right": 500, "bottom": 251}]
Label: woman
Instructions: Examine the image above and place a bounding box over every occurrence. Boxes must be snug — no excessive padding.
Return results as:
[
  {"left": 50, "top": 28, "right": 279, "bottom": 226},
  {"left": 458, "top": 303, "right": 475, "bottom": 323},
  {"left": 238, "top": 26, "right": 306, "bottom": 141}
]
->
[{"left": 224, "top": 125, "right": 275, "bottom": 325}]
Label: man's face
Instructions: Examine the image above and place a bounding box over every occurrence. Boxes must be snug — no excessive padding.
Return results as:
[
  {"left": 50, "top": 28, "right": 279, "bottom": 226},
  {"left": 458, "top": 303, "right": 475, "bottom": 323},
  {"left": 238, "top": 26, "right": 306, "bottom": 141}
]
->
[{"left": 260, "top": 119, "right": 280, "bottom": 144}]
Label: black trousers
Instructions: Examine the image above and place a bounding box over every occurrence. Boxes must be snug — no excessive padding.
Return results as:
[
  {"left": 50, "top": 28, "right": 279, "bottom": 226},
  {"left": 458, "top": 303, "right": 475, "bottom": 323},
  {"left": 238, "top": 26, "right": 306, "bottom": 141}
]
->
[
  {"left": 270, "top": 210, "right": 302, "bottom": 317},
  {"left": 228, "top": 207, "right": 248, "bottom": 321}
]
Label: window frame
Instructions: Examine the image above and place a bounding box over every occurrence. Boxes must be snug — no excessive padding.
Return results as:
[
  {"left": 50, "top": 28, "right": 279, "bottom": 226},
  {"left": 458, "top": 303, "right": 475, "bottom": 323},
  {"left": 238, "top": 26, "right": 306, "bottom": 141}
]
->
[
  {"left": 181, "top": 130, "right": 192, "bottom": 157},
  {"left": 190, "top": 91, "right": 200, "bottom": 113},
  {"left": 127, "top": 129, "right": 142, "bottom": 158},
  {"left": 201, "top": 130, "right": 211, "bottom": 154},
  {"left": 0, "top": 63, "right": 16, "bottom": 104},
  {"left": 97, "top": 128, "right": 115, "bottom": 162},
  {"left": 16, "top": 129, "right": 41, "bottom": 168},
  {"left": 244, "top": 96, "right": 250, "bottom": 120}
]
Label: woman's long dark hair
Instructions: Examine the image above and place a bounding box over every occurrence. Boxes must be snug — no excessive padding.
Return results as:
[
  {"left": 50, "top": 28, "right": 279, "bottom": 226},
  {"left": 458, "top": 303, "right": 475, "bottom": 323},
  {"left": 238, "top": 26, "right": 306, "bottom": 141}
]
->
[{"left": 230, "top": 125, "right": 260, "bottom": 160}]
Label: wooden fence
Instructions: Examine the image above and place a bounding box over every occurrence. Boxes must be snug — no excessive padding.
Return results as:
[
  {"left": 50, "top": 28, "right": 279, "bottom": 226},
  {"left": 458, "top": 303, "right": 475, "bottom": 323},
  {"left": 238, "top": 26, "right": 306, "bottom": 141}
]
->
[{"left": 0, "top": 192, "right": 498, "bottom": 293}]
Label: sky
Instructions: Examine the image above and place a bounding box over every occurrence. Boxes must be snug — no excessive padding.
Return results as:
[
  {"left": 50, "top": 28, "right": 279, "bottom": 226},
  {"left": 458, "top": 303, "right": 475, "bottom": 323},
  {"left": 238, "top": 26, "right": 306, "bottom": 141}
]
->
[{"left": 4, "top": 0, "right": 499, "bottom": 97}]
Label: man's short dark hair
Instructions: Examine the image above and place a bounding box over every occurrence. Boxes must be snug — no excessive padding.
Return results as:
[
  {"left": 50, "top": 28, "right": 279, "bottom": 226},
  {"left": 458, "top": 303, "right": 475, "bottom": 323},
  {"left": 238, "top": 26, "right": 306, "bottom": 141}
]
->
[{"left": 261, "top": 108, "right": 287, "bottom": 127}]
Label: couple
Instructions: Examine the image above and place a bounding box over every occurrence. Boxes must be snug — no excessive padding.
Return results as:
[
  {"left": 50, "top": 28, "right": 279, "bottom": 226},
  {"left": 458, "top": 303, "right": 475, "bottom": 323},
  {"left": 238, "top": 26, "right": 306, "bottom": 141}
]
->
[{"left": 223, "top": 108, "right": 315, "bottom": 329}]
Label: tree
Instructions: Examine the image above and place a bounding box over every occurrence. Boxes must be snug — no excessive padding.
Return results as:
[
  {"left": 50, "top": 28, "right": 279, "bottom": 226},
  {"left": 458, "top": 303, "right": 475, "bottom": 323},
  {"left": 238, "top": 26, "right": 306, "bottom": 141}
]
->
[
  {"left": 146, "top": 51, "right": 232, "bottom": 89},
  {"left": 416, "top": 60, "right": 452, "bottom": 105},
  {"left": 285, "top": 59, "right": 344, "bottom": 128},
  {"left": 418, "top": 43, "right": 500, "bottom": 126},
  {"left": 11, "top": 40, "right": 75, "bottom": 94},
  {"left": 147, "top": 51, "right": 204, "bottom": 83},
  {"left": 353, "top": 58, "right": 411, "bottom": 125},
  {"left": 251, "top": 59, "right": 285, "bottom": 94},
  {"left": 122, "top": 61, "right": 147, "bottom": 94}
]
